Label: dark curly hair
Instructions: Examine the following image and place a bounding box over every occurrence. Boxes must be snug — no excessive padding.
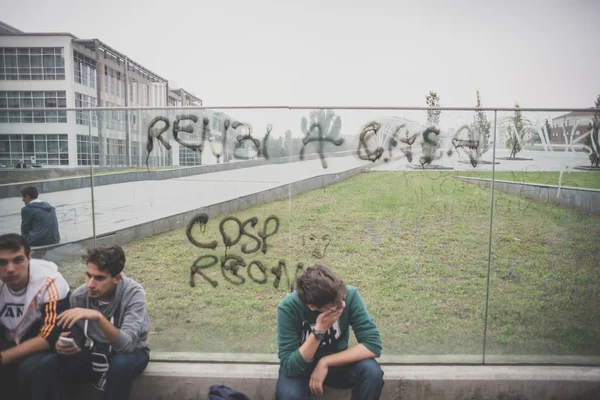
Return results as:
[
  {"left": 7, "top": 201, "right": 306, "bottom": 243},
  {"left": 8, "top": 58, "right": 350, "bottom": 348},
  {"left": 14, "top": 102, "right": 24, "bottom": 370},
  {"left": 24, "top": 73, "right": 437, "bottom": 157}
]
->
[
  {"left": 294, "top": 264, "right": 347, "bottom": 308},
  {"left": 86, "top": 245, "right": 126, "bottom": 277},
  {"left": 0, "top": 233, "right": 31, "bottom": 256}
]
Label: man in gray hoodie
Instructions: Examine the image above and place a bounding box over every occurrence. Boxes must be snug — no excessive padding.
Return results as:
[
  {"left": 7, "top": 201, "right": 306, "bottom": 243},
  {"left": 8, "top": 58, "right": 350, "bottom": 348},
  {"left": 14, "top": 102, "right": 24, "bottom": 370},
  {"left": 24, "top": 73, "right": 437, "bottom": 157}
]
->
[
  {"left": 20, "top": 186, "right": 60, "bottom": 246},
  {"left": 31, "top": 245, "right": 150, "bottom": 400}
]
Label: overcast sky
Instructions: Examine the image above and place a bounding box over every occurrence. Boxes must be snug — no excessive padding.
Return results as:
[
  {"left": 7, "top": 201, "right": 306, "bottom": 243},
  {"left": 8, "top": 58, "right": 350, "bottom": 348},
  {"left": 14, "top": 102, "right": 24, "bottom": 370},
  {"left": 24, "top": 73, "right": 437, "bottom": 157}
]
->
[
  {"left": 2, "top": 0, "right": 599, "bottom": 135},
  {"left": 3, "top": 0, "right": 599, "bottom": 107}
]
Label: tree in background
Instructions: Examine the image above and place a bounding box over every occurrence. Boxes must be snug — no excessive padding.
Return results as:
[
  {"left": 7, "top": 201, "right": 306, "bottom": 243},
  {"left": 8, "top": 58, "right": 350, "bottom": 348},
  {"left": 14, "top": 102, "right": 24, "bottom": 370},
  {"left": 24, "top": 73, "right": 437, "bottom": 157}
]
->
[
  {"left": 505, "top": 103, "right": 529, "bottom": 159},
  {"left": 473, "top": 90, "right": 492, "bottom": 157},
  {"left": 426, "top": 91, "right": 441, "bottom": 128},
  {"left": 300, "top": 109, "right": 342, "bottom": 142},
  {"left": 585, "top": 94, "right": 600, "bottom": 167},
  {"left": 419, "top": 91, "right": 443, "bottom": 166},
  {"left": 279, "top": 129, "right": 306, "bottom": 158}
]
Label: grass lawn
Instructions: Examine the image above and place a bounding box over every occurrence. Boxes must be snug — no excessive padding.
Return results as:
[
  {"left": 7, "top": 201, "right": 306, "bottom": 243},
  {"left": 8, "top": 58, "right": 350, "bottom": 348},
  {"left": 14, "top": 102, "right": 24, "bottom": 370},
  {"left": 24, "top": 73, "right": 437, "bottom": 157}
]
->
[
  {"left": 461, "top": 171, "right": 600, "bottom": 190},
  {"left": 59, "top": 171, "right": 600, "bottom": 357}
]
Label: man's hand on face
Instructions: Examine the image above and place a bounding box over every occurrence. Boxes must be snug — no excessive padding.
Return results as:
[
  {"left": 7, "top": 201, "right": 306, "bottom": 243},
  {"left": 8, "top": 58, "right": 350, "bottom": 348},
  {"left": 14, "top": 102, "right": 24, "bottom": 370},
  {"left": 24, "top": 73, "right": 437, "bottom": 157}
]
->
[
  {"left": 314, "top": 301, "right": 345, "bottom": 333},
  {"left": 57, "top": 308, "right": 101, "bottom": 329},
  {"left": 309, "top": 359, "right": 329, "bottom": 397},
  {"left": 55, "top": 331, "right": 81, "bottom": 356}
]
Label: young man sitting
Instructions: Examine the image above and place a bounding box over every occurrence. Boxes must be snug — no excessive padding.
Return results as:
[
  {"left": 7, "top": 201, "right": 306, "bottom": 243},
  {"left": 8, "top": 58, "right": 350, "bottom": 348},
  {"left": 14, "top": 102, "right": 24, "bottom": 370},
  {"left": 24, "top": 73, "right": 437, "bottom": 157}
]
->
[
  {"left": 33, "top": 245, "right": 150, "bottom": 400},
  {"left": 0, "top": 233, "right": 71, "bottom": 400},
  {"left": 276, "top": 264, "right": 384, "bottom": 400}
]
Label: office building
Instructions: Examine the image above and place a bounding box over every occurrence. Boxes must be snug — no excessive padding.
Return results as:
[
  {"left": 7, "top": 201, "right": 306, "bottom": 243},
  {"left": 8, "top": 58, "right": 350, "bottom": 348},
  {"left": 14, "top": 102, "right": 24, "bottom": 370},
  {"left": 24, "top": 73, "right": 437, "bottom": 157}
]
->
[{"left": 0, "top": 22, "right": 234, "bottom": 168}]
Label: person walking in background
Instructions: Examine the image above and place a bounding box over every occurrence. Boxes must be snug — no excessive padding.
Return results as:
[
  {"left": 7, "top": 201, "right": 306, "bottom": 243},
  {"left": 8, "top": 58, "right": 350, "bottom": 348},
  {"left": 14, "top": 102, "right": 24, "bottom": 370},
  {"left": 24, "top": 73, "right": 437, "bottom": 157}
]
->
[{"left": 20, "top": 186, "right": 60, "bottom": 246}]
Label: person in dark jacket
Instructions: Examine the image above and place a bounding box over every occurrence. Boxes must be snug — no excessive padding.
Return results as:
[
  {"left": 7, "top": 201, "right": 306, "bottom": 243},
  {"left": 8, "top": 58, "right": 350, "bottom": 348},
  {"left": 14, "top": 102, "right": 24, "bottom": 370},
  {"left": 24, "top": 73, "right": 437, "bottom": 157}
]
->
[{"left": 20, "top": 186, "right": 60, "bottom": 246}]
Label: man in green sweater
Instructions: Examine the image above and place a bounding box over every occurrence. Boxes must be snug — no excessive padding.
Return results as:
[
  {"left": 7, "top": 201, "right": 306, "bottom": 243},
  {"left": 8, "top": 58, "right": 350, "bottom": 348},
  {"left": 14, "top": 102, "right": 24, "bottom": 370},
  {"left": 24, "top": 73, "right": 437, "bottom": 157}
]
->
[{"left": 276, "top": 264, "right": 383, "bottom": 399}]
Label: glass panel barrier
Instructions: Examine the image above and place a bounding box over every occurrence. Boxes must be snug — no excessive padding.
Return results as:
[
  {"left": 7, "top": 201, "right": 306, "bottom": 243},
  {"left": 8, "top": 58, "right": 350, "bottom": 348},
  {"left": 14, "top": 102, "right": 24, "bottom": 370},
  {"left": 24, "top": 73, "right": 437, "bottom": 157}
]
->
[
  {"left": 2, "top": 105, "right": 597, "bottom": 365},
  {"left": 484, "top": 109, "right": 600, "bottom": 363}
]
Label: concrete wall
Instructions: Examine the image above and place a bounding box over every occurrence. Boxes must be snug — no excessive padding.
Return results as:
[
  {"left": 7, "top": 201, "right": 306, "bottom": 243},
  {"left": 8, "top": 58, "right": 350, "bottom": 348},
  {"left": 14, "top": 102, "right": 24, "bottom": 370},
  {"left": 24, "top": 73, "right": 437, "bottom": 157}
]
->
[
  {"left": 65, "top": 363, "right": 600, "bottom": 400},
  {"left": 31, "top": 162, "right": 369, "bottom": 261},
  {"left": 0, "top": 151, "right": 357, "bottom": 199},
  {"left": 455, "top": 177, "right": 600, "bottom": 215}
]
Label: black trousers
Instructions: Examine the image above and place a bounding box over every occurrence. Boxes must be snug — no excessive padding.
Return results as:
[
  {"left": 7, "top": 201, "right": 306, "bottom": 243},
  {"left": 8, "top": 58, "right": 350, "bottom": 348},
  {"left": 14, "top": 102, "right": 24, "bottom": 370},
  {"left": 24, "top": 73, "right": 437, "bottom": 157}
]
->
[{"left": 0, "top": 340, "right": 52, "bottom": 400}]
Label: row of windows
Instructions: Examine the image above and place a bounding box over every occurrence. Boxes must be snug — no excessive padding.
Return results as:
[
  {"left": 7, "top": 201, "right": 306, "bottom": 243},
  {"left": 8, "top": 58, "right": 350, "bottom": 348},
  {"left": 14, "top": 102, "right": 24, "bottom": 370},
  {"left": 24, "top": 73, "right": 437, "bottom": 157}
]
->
[
  {"left": 0, "top": 134, "right": 69, "bottom": 166},
  {"left": 0, "top": 110, "right": 67, "bottom": 124},
  {"left": 76, "top": 135, "right": 142, "bottom": 166},
  {"left": 179, "top": 146, "right": 202, "bottom": 166},
  {"left": 0, "top": 91, "right": 67, "bottom": 123},
  {"left": 75, "top": 93, "right": 98, "bottom": 127},
  {"left": 0, "top": 47, "right": 66, "bottom": 80},
  {"left": 73, "top": 51, "right": 97, "bottom": 89},
  {"left": 0, "top": 91, "right": 67, "bottom": 108}
]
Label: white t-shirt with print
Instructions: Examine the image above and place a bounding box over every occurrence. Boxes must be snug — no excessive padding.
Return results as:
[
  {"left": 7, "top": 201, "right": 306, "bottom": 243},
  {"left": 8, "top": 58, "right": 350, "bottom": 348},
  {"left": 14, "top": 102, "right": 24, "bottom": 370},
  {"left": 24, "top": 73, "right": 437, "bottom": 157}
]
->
[{"left": 0, "top": 285, "right": 27, "bottom": 341}]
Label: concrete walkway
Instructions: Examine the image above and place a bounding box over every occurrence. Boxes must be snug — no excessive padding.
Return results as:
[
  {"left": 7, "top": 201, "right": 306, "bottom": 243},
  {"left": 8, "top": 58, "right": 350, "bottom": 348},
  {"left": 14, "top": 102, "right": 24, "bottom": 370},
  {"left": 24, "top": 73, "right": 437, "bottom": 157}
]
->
[{"left": 0, "top": 156, "right": 371, "bottom": 243}]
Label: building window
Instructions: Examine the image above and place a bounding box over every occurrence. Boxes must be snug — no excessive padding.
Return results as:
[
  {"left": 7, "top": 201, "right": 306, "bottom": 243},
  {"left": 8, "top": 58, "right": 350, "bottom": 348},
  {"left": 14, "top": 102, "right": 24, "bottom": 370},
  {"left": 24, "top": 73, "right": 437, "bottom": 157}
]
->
[
  {"left": 141, "top": 83, "right": 148, "bottom": 106},
  {"left": 0, "top": 133, "right": 68, "bottom": 166},
  {"left": 104, "top": 66, "right": 122, "bottom": 97},
  {"left": 75, "top": 92, "right": 98, "bottom": 126},
  {"left": 106, "top": 137, "right": 126, "bottom": 166},
  {"left": 212, "top": 118, "right": 221, "bottom": 131},
  {"left": 0, "top": 91, "right": 67, "bottom": 123},
  {"left": 131, "top": 140, "right": 140, "bottom": 166},
  {"left": 73, "top": 51, "right": 97, "bottom": 88},
  {"left": 179, "top": 146, "right": 202, "bottom": 166},
  {"left": 104, "top": 101, "right": 125, "bottom": 131},
  {"left": 76, "top": 134, "right": 99, "bottom": 166},
  {"left": 131, "top": 80, "right": 138, "bottom": 104},
  {"left": 0, "top": 47, "right": 65, "bottom": 81}
]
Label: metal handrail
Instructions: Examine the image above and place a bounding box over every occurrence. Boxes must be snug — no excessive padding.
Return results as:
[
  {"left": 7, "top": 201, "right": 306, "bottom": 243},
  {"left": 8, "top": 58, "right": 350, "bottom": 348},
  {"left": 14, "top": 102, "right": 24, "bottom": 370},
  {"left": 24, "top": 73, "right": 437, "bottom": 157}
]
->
[{"left": 1, "top": 106, "right": 596, "bottom": 112}]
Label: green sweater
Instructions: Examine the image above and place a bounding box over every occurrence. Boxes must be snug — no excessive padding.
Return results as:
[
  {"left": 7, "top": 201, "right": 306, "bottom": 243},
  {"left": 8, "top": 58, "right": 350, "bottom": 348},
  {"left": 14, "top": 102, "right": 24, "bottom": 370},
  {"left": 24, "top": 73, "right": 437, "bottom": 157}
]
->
[{"left": 277, "top": 285, "right": 382, "bottom": 377}]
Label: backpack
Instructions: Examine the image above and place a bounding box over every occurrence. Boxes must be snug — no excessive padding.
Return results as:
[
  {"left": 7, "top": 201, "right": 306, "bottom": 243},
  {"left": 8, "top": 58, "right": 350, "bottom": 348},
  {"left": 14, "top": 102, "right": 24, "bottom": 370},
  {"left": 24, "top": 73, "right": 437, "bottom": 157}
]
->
[{"left": 208, "top": 384, "right": 250, "bottom": 400}]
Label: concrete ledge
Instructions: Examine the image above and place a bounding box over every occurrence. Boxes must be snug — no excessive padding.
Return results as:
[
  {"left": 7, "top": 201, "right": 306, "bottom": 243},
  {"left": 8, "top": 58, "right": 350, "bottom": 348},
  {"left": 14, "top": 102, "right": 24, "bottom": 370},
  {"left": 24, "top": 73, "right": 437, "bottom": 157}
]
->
[
  {"left": 148, "top": 352, "right": 600, "bottom": 366},
  {"left": 65, "top": 363, "right": 600, "bottom": 400},
  {"left": 455, "top": 176, "right": 600, "bottom": 215}
]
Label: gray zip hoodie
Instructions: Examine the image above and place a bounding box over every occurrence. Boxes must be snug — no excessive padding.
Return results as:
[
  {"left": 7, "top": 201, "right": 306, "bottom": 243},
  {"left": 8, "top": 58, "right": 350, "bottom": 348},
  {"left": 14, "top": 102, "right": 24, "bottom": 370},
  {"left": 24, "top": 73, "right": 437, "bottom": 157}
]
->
[{"left": 70, "top": 273, "right": 150, "bottom": 354}]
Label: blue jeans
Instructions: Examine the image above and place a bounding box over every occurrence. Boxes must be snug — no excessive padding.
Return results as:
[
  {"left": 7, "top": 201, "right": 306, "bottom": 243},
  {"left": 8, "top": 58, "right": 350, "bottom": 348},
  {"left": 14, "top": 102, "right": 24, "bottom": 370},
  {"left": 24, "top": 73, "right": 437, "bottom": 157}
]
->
[
  {"left": 32, "top": 347, "right": 149, "bottom": 400},
  {"left": 276, "top": 358, "right": 384, "bottom": 400}
]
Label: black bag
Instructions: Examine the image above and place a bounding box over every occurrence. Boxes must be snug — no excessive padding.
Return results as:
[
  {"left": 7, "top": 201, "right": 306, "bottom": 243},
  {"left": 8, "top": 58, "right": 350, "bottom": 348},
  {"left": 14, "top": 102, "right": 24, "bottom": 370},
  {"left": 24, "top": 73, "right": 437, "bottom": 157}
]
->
[{"left": 208, "top": 384, "right": 250, "bottom": 400}]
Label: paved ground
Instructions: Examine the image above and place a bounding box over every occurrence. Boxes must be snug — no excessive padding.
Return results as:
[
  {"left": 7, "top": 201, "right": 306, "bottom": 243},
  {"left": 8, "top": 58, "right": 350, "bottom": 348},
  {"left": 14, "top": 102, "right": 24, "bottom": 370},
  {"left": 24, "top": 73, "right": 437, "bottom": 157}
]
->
[
  {"left": 0, "top": 156, "right": 371, "bottom": 243},
  {"left": 0, "top": 149, "right": 590, "bottom": 244}
]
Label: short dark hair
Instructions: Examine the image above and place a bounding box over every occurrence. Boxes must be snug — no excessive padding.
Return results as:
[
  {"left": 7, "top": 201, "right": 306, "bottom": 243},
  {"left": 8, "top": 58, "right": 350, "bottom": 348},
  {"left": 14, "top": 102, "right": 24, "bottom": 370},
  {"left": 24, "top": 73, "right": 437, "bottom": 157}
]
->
[
  {"left": 20, "top": 186, "right": 39, "bottom": 199},
  {"left": 0, "top": 233, "right": 31, "bottom": 256},
  {"left": 294, "top": 264, "right": 347, "bottom": 307},
  {"left": 86, "top": 245, "right": 126, "bottom": 277}
]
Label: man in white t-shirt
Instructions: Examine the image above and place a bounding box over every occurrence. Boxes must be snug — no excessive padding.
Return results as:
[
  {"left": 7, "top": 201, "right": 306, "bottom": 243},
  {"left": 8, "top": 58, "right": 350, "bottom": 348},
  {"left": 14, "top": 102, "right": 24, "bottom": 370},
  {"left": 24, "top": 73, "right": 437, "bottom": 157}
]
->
[{"left": 0, "top": 233, "right": 70, "bottom": 400}]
